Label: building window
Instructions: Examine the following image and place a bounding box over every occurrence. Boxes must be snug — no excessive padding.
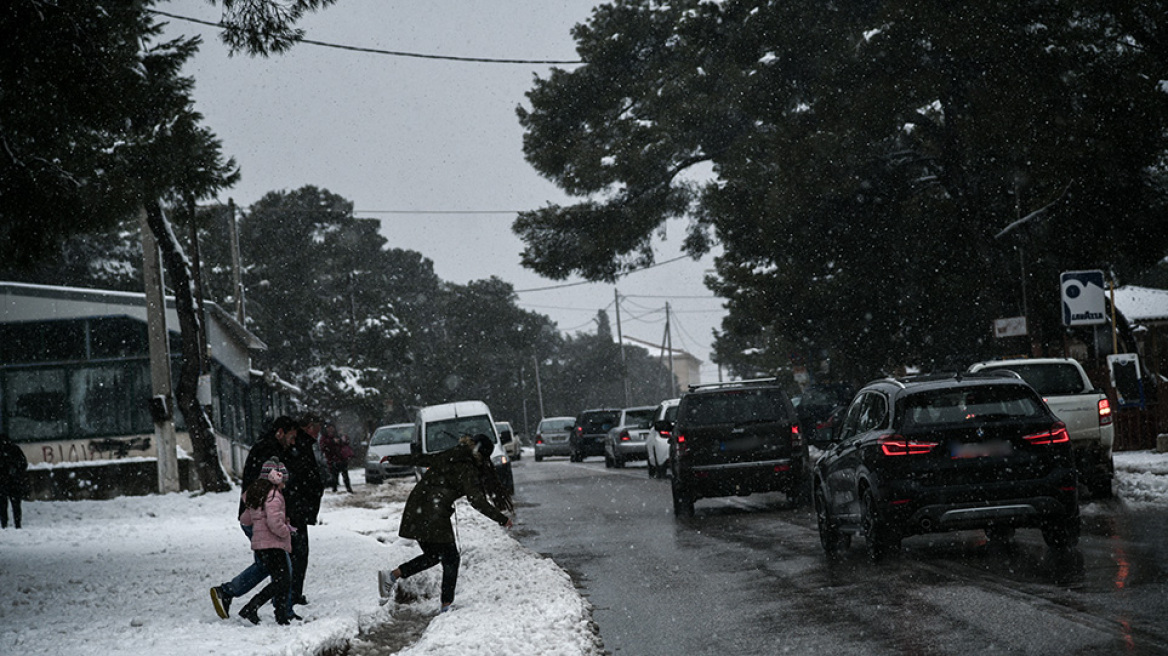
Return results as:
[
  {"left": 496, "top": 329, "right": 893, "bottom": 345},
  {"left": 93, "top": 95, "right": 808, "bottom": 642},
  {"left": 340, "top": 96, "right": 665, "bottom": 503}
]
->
[{"left": 5, "top": 368, "right": 69, "bottom": 440}]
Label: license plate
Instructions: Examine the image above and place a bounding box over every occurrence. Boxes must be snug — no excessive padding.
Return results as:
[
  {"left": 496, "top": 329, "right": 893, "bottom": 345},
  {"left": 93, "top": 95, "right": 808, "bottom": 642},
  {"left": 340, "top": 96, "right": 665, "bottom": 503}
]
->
[{"left": 950, "top": 440, "right": 1013, "bottom": 459}]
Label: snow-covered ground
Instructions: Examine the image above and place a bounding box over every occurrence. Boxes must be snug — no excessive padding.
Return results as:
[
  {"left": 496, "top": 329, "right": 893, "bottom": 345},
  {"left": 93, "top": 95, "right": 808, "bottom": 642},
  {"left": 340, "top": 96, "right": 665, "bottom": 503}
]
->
[
  {"left": 1, "top": 450, "right": 1165, "bottom": 656},
  {"left": 0, "top": 456, "right": 604, "bottom": 656}
]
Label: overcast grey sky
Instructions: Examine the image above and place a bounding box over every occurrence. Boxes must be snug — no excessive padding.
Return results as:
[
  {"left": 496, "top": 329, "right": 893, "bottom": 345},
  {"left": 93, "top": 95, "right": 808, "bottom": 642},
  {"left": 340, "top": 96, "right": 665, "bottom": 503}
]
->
[{"left": 162, "top": 0, "right": 727, "bottom": 382}]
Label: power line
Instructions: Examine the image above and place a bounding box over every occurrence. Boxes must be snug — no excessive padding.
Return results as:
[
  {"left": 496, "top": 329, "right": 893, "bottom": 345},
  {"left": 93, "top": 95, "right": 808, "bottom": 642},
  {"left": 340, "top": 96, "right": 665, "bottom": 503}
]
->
[
  {"left": 149, "top": 9, "right": 584, "bottom": 65},
  {"left": 514, "top": 255, "right": 691, "bottom": 293}
]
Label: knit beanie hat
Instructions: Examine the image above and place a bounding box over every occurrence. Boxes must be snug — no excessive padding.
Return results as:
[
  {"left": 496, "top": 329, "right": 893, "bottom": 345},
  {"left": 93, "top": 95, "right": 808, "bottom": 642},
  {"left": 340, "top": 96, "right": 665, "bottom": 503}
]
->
[{"left": 261, "top": 457, "right": 288, "bottom": 484}]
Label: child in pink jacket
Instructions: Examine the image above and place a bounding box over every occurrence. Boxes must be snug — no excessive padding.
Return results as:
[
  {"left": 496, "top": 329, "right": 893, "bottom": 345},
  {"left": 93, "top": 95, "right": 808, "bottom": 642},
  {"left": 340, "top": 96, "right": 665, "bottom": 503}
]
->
[{"left": 237, "top": 458, "right": 295, "bottom": 625}]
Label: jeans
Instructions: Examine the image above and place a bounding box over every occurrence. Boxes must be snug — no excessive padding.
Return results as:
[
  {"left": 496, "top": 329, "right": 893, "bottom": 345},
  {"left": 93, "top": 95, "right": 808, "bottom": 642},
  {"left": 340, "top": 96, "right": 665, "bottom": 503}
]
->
[
  {"left": 243, "top": 548, "right": 293, "bottom": 623},
  {"left": 222, "top": 525, "right": 292, "bottom": 615},
  {"left": 329, "top": 463, "right": 352, "bottom": 492},
  {"left": 399, "top": 541, "right": 461, "bottom": 605}
]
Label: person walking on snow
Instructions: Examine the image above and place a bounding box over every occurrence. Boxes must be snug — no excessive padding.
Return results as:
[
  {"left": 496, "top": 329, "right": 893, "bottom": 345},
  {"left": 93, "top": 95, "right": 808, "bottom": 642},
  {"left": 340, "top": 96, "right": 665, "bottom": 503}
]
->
[
  {"left": 377, "top": 434, "right": 513, "bottom": 612},
  {"left": 0, "top": 433, "right": 28, "bottom": 529},
  {"left": 237, "top": 458, "right": 296, "bottom": 625},
  {"left": 320, "top": 422, "right": 354, "bottom": 493}
]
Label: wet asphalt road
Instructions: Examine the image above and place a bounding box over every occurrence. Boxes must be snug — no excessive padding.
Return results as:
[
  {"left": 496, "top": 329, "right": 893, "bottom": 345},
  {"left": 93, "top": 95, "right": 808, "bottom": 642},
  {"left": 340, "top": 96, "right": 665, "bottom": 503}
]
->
[{"left": 510, "top": 457, "right": 1168, "bottom": 656}]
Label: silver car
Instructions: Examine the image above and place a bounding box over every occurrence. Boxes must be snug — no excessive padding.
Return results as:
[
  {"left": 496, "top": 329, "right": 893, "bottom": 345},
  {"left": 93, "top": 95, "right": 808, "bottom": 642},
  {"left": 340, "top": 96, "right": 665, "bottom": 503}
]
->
[
  {"left": 604, "top": 405, "right": 658, "bottom": 468},
  {"left": 364, "top": 423, "right": 415, "bottom": 484},
  {"left": 534, "top": 416, "right": 576, "bottom": 461}
]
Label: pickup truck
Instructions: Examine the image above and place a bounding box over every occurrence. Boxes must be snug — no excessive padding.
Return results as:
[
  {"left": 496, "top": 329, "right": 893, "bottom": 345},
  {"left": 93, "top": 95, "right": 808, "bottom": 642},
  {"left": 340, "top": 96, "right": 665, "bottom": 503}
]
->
[{"left": 968, "top": 357, "right": 1114, "bottom": 498}]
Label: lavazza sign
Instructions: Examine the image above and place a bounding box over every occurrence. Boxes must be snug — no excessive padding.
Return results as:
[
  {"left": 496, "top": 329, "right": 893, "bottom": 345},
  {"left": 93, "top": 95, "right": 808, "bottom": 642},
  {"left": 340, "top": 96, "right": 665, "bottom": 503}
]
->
[{"left": 1060, "top": 270, "right": 1107, "bottom": 327}]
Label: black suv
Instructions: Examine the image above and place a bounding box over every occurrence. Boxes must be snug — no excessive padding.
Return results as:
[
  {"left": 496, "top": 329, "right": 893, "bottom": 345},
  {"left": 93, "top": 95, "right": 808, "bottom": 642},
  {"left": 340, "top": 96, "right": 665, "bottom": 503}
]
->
[
  {"left": 668, "top": 379, "right": 804, "bottom": 516},
  {"left": 570, "top": 408, "right": 620, "bottom": 462},
  {"left": 813, "top": 373, "right": 1080, "bottom": 561}
]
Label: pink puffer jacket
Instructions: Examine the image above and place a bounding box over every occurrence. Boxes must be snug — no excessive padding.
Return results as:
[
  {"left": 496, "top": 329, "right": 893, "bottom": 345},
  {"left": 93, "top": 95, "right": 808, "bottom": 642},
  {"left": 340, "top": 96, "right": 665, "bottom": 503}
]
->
[{"left": 240, "top": 489, "right": 293, "bottom": 552}]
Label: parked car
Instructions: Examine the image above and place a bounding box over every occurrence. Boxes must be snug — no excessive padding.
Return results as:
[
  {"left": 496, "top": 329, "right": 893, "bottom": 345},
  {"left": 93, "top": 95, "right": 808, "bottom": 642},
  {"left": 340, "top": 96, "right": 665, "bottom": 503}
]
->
[
  {"left": 534, "top": 416, "right": 576, "bottom": 461},
  {"left": 603, "top": 405, "right": 658, "bottom": 468},
  {"left": 495, "top": 421, "right": 521, "bottom": 460},
  {"left": 813, "top": 372, "right": 1081, "bottom": 562},
  {"left": 670, "top": 378, "right": 805, "bottom": 516},
  {"left": 569, "top": 409, "right": 621, "bottom": 462},
  {"left": 646, "top": 398, "right": 680, "bottom": 478},
  {"left": 413, "top": 400, "right": 514, "bottom": 495},
  {"left": 968, "top": 357, "right": 1114, "bottom": 498},
  {"left": 364, "top": 423, "right": 415, "bottom": 484}
]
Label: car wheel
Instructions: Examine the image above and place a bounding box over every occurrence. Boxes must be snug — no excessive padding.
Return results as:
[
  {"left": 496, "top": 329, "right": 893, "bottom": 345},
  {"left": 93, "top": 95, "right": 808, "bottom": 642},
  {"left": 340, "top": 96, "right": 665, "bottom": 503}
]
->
[
  {"left": 569, "top": 450, "right": 580, "bottom": 463},
  {"left": 534, "top": 453, "right": 543, "bottom": 462},
  {"left": 815, "top": 484, "right": 849, "bottom": 556},
  {"left": 1042, "top": 514, "right": 1081, "bottom": 549},
  {"left": 366, "top": 476, "right": 381, "bottom": 485},
  {"left": 613, "top": 454, "right": 625, "bottom": 468},
  {"left": 656, "top": 459, "right": 671, "bottom": 479},
  {"left": 604, "top": 452, "right": 614, "bottom": 468},
  {"left": 647, "top": 463, "right": 656, "bottom": 478},
  {"left": 672, "top": 476, "right": 695, "bottom": 517},
  {"left": 861, "top": 489, "right": 899, "bottom": 562}
]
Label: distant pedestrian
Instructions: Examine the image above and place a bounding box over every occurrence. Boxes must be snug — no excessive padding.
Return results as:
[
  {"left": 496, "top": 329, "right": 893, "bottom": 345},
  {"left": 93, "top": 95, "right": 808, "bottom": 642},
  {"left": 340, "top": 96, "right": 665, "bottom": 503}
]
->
[
  {"left": 0, "top": 433, "right": 28, "bottom": 529},
  {"left": 236, "top": 458, "right": 296, "bottom": 625},
  {"left": 377, "top": 434, "right": 513, "bottom": 612},
  {"left": 320, "top": 423, "right": 354, "bottom": 493}
]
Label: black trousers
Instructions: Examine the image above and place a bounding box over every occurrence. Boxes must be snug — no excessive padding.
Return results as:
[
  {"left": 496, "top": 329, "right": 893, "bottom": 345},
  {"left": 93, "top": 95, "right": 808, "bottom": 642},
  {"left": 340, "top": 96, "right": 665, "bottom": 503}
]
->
[
  {"left": 398, "top": 541, "right": 461, "bottom": 605},
  {"left": 290, "top": 524, "right": 309, "bottom": 600},
  {"left": 0, "top": 493, "right": 20, "bottom": 528},
  {"left": 243, "top": 548, "right": 292, "bottom": 622}
]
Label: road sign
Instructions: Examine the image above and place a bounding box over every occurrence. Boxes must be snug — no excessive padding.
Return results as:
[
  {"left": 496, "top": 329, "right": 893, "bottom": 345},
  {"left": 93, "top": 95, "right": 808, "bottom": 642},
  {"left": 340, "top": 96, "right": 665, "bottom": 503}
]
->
[
  {"left": 993, "top": 316, "right": 1028, "bottom": 338},
  {"left": 1060, "top": 270, "right": 1107, "bottom": 326}
]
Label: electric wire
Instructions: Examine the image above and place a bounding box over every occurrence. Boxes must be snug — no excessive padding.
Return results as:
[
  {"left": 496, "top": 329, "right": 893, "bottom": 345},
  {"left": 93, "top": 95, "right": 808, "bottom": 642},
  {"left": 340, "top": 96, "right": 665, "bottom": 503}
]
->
[{"left": 148, "top": 9, "right": 585, "bottom": 65}]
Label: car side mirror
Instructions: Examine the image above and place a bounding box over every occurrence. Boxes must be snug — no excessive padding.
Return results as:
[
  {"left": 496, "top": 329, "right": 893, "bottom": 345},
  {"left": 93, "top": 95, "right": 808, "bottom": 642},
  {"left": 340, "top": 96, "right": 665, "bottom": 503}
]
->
[
  {"left": 500, "top": 430, "right": 513, "bottom": 444},
  {"left": 410, "top": 441, "right": 421, "bottom": 456}
]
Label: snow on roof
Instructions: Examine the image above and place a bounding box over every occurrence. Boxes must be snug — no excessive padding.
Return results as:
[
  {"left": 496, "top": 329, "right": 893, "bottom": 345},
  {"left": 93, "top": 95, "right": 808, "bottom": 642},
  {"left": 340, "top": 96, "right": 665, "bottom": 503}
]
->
[{"left": 1114, "top": 285, "right": 1168, "bottom": 324}]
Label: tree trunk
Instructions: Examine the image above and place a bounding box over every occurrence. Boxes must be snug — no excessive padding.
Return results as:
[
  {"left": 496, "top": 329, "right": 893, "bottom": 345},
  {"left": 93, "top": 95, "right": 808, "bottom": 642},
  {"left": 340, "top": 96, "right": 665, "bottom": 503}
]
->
[{"left": 144, "top": 200, "right": 232, "bottom": 493}]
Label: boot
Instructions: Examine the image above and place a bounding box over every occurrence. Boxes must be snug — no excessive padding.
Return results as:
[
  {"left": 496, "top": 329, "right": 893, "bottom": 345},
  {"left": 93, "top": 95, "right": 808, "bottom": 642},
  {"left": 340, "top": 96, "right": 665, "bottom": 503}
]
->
[{"left": 239, "top": 602, "right": 261, "bottom": 625}]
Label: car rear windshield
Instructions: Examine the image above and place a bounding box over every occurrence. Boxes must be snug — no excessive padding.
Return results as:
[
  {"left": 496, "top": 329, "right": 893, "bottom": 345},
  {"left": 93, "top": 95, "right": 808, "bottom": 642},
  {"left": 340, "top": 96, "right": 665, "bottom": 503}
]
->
[
  {"left": 624, "top": 408, "right": 656, "bottom": 428},
  {"left": 578, "top": 411, "right": 620, "bottom": 433},
  {"left": 900, "top": 385, "right": 1046, "bottom": 429},
  {"left": 425, "top": 416, "right": 496, "bottom": 452},
  {"left": 539, "top": 418, "right": 574, "bottom": 432},
  {"left": 980, "top": 363, "right": 1086, "bottom": 396},
  {"left": 679, "top": 388, "right": 791, "bottom": 426},
  {"left": 370, "top": 425, "right": 413, "bottom": 446}
]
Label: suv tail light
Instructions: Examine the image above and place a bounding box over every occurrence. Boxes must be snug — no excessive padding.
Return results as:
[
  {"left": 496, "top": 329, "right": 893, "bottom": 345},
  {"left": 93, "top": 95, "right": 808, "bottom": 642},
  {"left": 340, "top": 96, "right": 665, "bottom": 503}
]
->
[
  {"left": 878, "top": 433, "right": 938, "bottom": 456},
  {"left": 535, "top": 433, "right": 544, "bottom": 445},
  {"left": 619, "top": 430, "right": 631, "bottom": 442},
  {"left": 790, "top": 425, "right": 803, "bottom": 448},
  {"left": 676, "top": 433, "right": 687, "bottom": 456},
  {"left": 1098, "top": 398, "right": 1113, "bottom": 426},
  {"left": 1024, "top": 422, "right": 1070, "bottom": 445}
]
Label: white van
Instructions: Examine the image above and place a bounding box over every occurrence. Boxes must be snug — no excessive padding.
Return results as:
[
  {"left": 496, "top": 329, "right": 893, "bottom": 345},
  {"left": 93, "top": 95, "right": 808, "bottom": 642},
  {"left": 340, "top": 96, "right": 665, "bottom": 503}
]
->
[{"left": 413, "top": 400, "right": 514, "bottom": 494}]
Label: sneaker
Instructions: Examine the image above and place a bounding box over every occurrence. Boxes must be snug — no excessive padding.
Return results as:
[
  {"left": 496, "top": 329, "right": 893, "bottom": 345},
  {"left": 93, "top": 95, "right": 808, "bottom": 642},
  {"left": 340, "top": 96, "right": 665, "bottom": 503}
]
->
[
  {"left": 293, "top": 595, "right": 309, "bottom": 606},
  {"left": 377, "top": 569, "right": 398, "bottom": 606},
  {"left": 239, "top": 606, "right": 261, "bottom": 625},
  {"left": 210, "top": 586, "right": 232, "bottom": 620}
]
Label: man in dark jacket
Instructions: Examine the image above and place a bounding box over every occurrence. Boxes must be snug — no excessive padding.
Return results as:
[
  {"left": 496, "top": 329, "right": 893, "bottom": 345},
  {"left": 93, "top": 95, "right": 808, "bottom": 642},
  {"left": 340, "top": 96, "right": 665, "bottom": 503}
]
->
[
  {"left": 241, "top": 414, "right": 324, "bottom": 607},
  {"left": 0, "top": 433, "right": 28, "bottom": 529}
]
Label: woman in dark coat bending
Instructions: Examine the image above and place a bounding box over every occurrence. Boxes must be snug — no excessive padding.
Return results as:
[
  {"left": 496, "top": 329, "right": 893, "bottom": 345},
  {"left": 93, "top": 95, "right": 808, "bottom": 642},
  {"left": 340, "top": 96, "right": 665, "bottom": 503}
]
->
[{"left": 378, "top": 433, "right": 513, "bottom": 612}]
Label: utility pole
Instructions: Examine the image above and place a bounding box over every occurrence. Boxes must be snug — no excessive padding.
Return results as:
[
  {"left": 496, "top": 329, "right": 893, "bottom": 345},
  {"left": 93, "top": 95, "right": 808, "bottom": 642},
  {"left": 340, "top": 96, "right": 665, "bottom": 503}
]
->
[
  {"left": 227, "top": 198, "right": 245, "bottom": 324},
  {"left": 138, "top": 204, "right": 180, "bottom": 494},
  {"left": 532, "top": 355, "right": 545, "bottom": 419},
  {"left": 614, "top": 288, "right": 630, "bottom": 406},
  {"left": 666, "top": 302, "right": 677, "bottom": 397}
]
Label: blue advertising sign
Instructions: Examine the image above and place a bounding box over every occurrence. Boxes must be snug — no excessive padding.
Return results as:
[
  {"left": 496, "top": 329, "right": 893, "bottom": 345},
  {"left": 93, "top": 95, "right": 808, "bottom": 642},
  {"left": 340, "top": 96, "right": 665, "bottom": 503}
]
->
[{"left": 1060, "top": 270, "right": 1107, "bottom": 326}]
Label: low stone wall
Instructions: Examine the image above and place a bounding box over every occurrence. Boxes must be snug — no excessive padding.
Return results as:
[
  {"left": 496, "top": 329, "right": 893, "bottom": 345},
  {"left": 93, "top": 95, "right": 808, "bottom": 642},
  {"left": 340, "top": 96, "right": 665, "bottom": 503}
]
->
[{"left": 26, "top": 458, "right": 198, "bottom": 501}]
